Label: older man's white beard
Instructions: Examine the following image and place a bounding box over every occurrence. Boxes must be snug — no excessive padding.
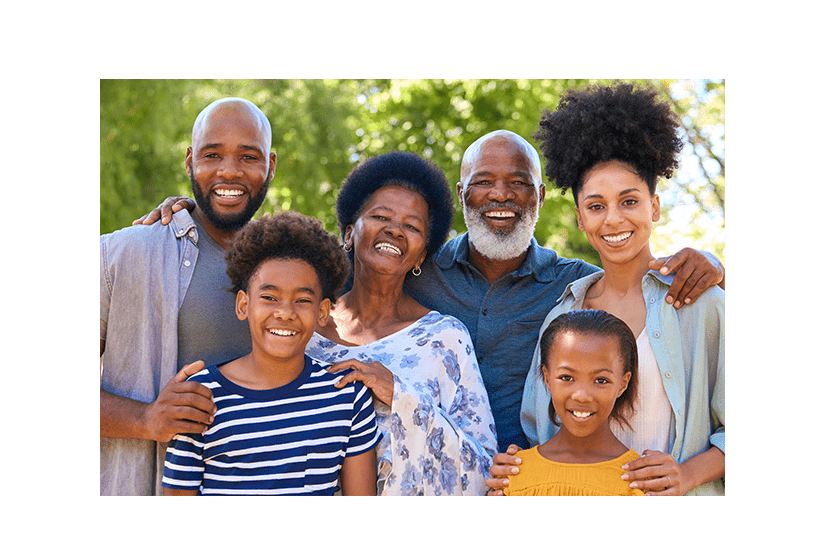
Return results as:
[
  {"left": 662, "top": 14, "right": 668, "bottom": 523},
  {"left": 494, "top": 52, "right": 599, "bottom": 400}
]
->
[{"left": 464, "top": 202, "right": 539, "bottom": 261}]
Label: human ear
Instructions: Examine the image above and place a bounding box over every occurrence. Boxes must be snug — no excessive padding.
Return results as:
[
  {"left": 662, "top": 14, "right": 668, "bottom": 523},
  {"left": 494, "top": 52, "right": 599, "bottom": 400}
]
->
[
  {"left": 235, "top": 290, "right": 249, "bottom": 321},
  {"left": 617, "top": 371, "right": 632, "bottom": 398},
  {"left": 184, "top": 146, "right": 194, "bottom": 176},
  {"left": 456, "top": 182, "right": 465, "bottom": 207},
  {"left": 651, "top": 194, "right": 661, "bottom": 222},
  {"left": 537, "top": 182, "right": 546, "bottom": 209},
  {"left": 541, "top": 365, "right": 552, "bottom": 390},
  {"left": 316, "top": 298, "right": 331, "bottom": 327},
  {"left": 575, "top": 206, "right": 583, "bottom": 230},
  {"left": 414, "top": 250, "right": 427, "bottom": 272},
  {"left": 343, "top": 226, "right": 354, "bottom": 250},
  {"left": 268, "top": 151, "right": 277, "bottom": 180}
]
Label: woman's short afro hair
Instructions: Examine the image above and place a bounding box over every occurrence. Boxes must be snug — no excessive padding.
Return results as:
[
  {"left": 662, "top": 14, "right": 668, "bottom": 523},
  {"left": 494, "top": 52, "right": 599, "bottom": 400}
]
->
[
  {"left": 336, "top": 151, "right": 454, "bottom": 258},
  {"left": 533, "top": 82, "right": 685, "bottom": 202},
  {"left": 225, "top": 211, "right": 350, "bottom": 303}
]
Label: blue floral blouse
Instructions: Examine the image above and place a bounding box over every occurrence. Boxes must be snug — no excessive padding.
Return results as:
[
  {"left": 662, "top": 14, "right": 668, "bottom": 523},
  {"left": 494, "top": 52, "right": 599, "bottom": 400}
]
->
[{"left": 306, "top": 311, "right": 497, "bottom": 495}]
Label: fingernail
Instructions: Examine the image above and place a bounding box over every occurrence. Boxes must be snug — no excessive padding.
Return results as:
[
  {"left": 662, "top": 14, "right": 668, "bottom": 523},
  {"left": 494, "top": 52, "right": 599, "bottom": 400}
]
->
[
  {"left": 666, "top": 295, "right": 674, "bottom": 304},
  {"left": 629, "top": 482, "right": 638, "bottom": 489},
  {"left": 621, "top": 464, "right": 629, "bottom": 471},
  {"left": 621, "top": 474, "right": 628, "bottom": 480},
  {"left": 661, "top": 266, "right": 669, "bottom": 274},
  {"left": 684, "top": 298, "right": 691, "bottom": 304},
  {"left": 511, "top": 467, "right": 519, "bottom": 475}
]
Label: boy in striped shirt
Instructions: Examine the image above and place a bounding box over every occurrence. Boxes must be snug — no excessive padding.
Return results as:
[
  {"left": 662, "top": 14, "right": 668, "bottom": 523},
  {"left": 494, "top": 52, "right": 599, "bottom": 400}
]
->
[{"left": 162, "top": 212, "right": 378, "bottom": 495}]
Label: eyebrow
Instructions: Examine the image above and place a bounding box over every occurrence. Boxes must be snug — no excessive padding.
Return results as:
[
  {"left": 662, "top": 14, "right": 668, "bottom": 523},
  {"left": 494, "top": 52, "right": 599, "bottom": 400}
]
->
[
  {"left": 199, "top": 143, "right": 265, "bottom": 154},
  {"left": 471, "top": 170, "right": 533, "bottom": 181},
  {"left": 582, "top": 187, "right": 641, "bottom": 201},
  {"left": 556, "top": 365, "right": 616, "bottom": 375},
  {"left": 369, "top": 205, "right": 425, "bottom": 223},
  {"left": 259, "top": 283, "right": 317, "bottom": 295}
]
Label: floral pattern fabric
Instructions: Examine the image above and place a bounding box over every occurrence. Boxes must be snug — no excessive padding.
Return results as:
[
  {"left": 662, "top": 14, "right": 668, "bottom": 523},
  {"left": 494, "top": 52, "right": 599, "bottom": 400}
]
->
[{"left": 306, "top": 311, "right": 497, "bottom": 495}]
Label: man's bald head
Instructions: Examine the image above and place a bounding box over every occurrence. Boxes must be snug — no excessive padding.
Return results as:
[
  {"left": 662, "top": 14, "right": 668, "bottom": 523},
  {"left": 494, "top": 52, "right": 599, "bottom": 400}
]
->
[
  {"left": 192, "top": 97, "right": 272, "bottom": 150},
  {"left": 460, "top": 130, "right": 543, "bottom": 189}
]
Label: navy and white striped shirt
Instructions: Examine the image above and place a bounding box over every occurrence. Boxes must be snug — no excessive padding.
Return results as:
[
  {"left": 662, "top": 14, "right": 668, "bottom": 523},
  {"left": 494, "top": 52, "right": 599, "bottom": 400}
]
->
[{"left": 162, "top": 355, "right": 379, "bottom": 495}]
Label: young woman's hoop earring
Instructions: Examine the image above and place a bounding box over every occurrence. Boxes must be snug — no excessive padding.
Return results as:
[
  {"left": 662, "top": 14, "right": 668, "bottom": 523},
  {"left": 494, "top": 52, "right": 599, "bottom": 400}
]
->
[
  {"left": 412, "top": 266, "right": 422, "bottom": 277},
  {"left": 343, "top": 242, "right": 352, "bottom": 252}
]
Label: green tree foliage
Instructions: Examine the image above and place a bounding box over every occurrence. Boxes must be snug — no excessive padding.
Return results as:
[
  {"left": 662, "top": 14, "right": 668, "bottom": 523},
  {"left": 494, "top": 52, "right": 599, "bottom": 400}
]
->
[{"left": 101, "top": 79, "right": 724, "bottom": 267}]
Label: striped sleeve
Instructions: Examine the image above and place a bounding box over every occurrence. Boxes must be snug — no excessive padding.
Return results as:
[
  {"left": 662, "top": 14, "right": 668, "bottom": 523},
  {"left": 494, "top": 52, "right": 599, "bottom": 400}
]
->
[
  {"left": 162, "top": 432, "right": 205, "bottom": 491},
  {"left": 161, "top": 370, "right": 210, "bottom": 491},
  {"left": 345, "top": 381, "right": 379, "bottom": 457}
]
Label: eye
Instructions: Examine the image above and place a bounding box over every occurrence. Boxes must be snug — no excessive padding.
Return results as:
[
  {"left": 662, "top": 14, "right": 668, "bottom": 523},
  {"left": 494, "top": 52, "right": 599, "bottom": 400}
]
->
[
  {"left": 405, "top": 224, "right": 421, "bottom": 233},
  {"left": 595, "top": 377, "right": 611, "bottom": 385},
  {"left": 623, "top": 198, "right": 638, "bottom": 207},
  {"left": 558, "top": 374, "right": 573, "bottom": 382}
]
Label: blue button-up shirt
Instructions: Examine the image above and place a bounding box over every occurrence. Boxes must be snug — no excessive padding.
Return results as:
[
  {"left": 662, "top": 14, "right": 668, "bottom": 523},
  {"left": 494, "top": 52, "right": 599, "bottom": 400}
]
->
[{"left": 405, "top": 233, "right": 598, "bottom": 451}]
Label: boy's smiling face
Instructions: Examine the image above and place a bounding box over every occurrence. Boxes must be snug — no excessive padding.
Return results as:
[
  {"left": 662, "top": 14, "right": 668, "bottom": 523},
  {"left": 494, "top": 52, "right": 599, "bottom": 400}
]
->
[{"left": 236, "top": 258, "right": 330, "bottom": 363}]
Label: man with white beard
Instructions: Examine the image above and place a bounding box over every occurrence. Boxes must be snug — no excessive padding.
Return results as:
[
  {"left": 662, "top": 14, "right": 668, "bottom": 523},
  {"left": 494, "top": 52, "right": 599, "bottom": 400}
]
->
[{"left": 403, "top": 130, "right": 724, "bottom": 452}]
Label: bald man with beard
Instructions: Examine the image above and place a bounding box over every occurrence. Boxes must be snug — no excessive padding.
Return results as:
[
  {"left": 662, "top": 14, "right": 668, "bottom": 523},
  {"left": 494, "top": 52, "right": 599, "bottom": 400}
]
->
[{"left": 100, "top": 98, "right": 276, "bottom": 495}]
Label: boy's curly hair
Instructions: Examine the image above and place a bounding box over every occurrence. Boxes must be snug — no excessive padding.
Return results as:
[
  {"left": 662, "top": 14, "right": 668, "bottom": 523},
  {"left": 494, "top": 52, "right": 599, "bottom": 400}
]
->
[
  {"left": 533, "top": 82, "right": 684, "bottom": 203},
  {"left": 225, "top": 211, "right": 349, "bottom": 303}
]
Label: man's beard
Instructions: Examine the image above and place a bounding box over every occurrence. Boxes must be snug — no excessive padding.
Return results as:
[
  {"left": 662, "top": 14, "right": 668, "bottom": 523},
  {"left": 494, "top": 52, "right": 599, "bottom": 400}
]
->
[
  {"left": 189, "top": 171, "right": 269, "bottom": 232},
  {"left": 463, "top": 201, "right": 538, "bottom": 261}
]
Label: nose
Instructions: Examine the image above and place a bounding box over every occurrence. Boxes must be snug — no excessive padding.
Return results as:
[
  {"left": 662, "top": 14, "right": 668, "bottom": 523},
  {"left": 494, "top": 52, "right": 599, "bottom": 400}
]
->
[
  {"left": 604, "top": 205, "right": 625, "bottom": 226},
  {"left": 272, "top": 301, "right": 296, "bottom": 320},
  {"left": 382, "top": 218, "right": 404, "bottom": 239},
  {"left": 488, "top": 180, "right": 515, "bottom": 202},
  {"left": 570, "top": 385, "right": 594, "bottom": 403},
  {"left": 217, "top": 158, "right": 243, "bottom": 179}
]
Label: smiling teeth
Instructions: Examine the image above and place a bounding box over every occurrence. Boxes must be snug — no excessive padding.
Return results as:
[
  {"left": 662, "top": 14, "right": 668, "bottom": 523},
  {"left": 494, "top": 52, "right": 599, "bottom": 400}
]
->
[
  {"left": 486, "top": 211, "right": 516, "bottom": 218},
  {"left": 572, "top": 411, "right": 593, "bottom": 418},
  {"left": 268, "top": 328, "right": 296, "bottom": 336},
  {"left": 215, "top": 189, "right": 244, "bottom": 197},
  {"left": 603, "top": 232, "right": 632, "bottom": 243},
  {"left": 375, "top": 243, "right": 402, "bottom": 255}
]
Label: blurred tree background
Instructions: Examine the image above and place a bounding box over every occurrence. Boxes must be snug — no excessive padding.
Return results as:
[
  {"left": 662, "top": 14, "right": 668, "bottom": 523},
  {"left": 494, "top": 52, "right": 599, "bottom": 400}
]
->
[{"left": 101, "top": 79, "right": 725, "bottom": 267}]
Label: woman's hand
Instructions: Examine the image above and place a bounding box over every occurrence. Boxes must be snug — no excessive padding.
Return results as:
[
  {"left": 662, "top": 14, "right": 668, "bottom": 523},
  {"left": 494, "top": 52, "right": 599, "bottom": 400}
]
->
[
  {"left": 132, "top": 197, "right": 196, "bottom": 226},
  {"left": 327, "top": 359, "right": 394, "bottom": 406},
  {"left": 623, "top": 446, "right": 724, "bottom": 496},
  {"left": 621, "top": 449, "right": 685, "bottom": 495},
  {"left": 485, "top": 444, "right": 522, "bottom": 495}
]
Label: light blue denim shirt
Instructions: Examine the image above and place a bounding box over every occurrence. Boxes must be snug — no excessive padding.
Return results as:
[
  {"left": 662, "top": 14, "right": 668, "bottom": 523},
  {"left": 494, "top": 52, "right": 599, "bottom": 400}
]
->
[
  {"left": 100, "top": 210, "right": 200, "bottom": 496},
  {"left": 520, "top": 270, "right": 725, "bottom": 495}
]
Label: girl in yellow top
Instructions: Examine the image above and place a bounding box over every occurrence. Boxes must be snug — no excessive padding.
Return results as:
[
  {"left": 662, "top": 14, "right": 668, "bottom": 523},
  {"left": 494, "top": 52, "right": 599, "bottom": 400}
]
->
[{"left": 504, "top": 309, "right": 644, "bottom": 496}]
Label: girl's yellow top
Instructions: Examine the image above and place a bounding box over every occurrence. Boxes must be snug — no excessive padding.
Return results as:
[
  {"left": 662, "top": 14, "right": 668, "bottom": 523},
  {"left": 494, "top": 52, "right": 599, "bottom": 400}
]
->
[{"left": 503, "top": 447, "right": 645, "bottom": 496}]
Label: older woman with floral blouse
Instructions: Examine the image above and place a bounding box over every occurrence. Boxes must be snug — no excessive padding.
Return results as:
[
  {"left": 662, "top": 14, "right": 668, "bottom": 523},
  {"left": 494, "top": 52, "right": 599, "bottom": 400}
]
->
[{"left": 306, "top": 151, "right": 497, "bottom": 495}]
